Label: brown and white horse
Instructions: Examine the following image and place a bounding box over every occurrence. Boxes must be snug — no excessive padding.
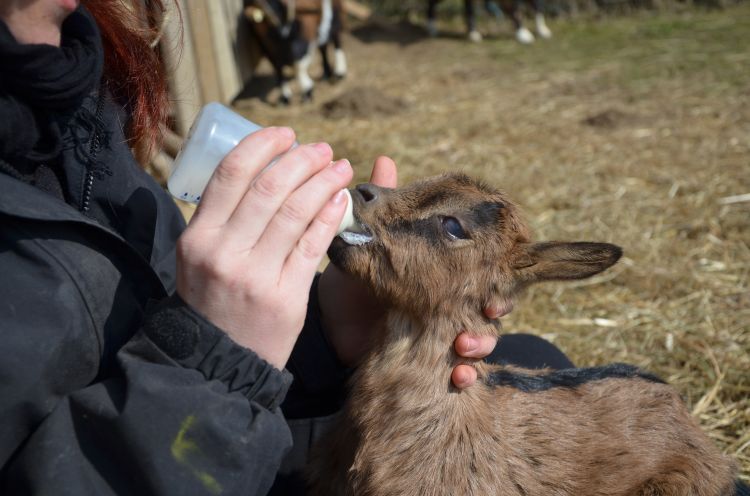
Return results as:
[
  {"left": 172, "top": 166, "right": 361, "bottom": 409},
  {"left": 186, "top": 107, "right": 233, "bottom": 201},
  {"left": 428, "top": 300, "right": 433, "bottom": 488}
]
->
[
  {"left": 244, "top": 0, "right": 347, "bottom": 103},
  {"left": 427, "top": 0, "right": 551, "bottom": 44}
]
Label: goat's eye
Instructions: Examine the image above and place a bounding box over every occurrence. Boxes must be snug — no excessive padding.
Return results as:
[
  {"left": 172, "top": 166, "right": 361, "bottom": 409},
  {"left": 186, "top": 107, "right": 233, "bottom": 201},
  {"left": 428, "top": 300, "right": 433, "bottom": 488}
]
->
[{"left": 442, "top": 217, "right": 468, "bottom": 240}]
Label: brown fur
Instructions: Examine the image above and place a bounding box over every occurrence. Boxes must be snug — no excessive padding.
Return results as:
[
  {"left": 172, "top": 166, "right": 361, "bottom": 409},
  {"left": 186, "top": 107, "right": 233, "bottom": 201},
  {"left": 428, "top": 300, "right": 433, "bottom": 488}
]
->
[{"left": 308, "top": 173, "right": 737, "bottom": 496}]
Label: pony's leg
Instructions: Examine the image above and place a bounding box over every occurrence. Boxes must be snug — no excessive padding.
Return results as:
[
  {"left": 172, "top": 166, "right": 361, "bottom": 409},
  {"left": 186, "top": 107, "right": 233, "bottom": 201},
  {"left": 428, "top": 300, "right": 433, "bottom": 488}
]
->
[
  {"left": 466, "top": 0, "right": 482, "bottom": 42},
  {"left": 319, "top": 44, "right": 333, "bottom": 80},
  {"left": 295, "top": 41, "right": 316, "bottom": 101},
  {"left": 332, "top": 43, "right": 346, "bottom": 79},
  {"left": 427, "top": 0, "right": 439, "bottom": 37},
  {"left": 331, "top": 9, "right": 347, "bottom": 79},
  {"left": 531, "top": 0, "right": 552, "bottom": 38},
  {"left": 484, "top": 0, "right": 504, "bottom": 20},
  {"left": 279, "top": 77, "right": 293, "bottom": 105},
  {"left": 270, "top": 59, "right": 292, "bottom": 105},
  {"left": 499, "top": 0, "right": 535, "bottom": 43}
]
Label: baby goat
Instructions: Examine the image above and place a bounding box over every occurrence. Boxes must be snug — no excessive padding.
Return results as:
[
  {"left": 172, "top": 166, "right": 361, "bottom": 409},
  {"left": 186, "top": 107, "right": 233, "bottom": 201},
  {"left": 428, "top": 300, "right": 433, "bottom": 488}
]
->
[{"left": 309, "top": 173, "right": 740, "bottom": 496}]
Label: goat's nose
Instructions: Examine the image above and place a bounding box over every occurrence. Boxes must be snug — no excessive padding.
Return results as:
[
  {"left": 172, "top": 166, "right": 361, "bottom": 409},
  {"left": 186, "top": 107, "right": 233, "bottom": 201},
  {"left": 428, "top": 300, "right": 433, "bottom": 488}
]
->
[{"left": 356, "top": 183, "right": 380, "bottom": 203}]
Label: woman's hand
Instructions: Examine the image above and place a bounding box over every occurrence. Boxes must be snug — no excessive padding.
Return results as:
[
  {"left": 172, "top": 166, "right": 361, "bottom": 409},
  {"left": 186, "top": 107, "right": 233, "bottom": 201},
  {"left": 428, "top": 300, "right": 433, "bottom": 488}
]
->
[
  {"left": 318, "top": 156, "right": 509, "bottom": 388},
  {"left": 176, "top": 128, "right": 353, "bottom": 370}
]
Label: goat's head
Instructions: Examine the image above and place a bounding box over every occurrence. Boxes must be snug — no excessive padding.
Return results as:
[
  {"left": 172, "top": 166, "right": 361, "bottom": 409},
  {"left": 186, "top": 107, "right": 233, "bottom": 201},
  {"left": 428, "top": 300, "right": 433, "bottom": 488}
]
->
[{"left": 329, "top": 173, "right": 622, "bottom": 316}]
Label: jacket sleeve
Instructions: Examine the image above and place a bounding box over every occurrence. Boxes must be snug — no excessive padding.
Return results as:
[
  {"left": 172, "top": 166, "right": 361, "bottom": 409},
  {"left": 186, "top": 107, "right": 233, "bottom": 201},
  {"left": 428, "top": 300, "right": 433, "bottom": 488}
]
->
[
  {"left": 2, "top": 294, "right": 294, "bottom": 496},
  {"left": 266, "top": 275, "right": 353, "bottom": 495},
  {"left": 282, "top": 274, "right": 351, "bottom": 420}
]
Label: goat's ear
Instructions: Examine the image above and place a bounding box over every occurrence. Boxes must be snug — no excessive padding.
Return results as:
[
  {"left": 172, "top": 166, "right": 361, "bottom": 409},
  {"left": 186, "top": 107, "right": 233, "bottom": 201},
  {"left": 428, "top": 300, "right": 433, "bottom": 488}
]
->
[{"left": 512, "top": 242, "right": 623, "bottom": 283}]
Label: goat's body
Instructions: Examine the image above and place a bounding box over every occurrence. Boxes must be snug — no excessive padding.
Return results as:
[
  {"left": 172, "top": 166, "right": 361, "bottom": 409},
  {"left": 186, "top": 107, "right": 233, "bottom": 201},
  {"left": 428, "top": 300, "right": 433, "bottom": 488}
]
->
[
  {"left": 309, "top": 311, "right": 736, "bottom": 496},
  {"left": 311, "top": 174, "right": 739, "bottom": 495}
]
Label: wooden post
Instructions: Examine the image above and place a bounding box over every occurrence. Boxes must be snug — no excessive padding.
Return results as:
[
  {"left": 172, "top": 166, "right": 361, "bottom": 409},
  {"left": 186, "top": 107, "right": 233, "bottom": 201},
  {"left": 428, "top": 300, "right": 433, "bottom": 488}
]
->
[
  {"left": 161, "top": 0, "right": 203, "bottom": 135},
  {"left": 186, "top": 0, "right": 225, "bottom": 103},
  {"left": 206, "top": 0, "right": 244, "bottom": 103}
]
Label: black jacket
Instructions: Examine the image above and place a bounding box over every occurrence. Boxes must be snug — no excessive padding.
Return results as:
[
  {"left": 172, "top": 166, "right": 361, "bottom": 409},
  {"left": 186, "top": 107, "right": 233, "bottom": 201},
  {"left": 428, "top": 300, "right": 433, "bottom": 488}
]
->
[{"left": 0, "top": 87, "right": 346, "bottom": 495}]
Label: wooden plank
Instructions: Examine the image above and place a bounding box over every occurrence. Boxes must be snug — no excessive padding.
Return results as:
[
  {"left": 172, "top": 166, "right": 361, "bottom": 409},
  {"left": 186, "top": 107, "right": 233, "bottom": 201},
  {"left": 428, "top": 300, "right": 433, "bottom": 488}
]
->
[
  {"left": 149, "top": 151, "right": 173, "bottom": 184},
  {"left": 206, "top": 0, "right": 243, "bottom": 103},
  {"left": 222, "top": 0, "right": 258, "bottom": 93},
  {"left": 344, "top": 0, "right": 372, "bottom": 20},
  {"left": 161, "top": 126, "right": 184, "bottom": 157},
  {"left": 187, "top": 0, "right": 224, "bottom": 103},
  {"left": 160, "top": 0, "right": 203, "bottom": 135}
]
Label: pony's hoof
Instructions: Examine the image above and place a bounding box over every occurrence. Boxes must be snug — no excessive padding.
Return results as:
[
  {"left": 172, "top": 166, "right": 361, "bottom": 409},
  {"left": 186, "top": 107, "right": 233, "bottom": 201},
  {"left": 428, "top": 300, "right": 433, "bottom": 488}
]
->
[
  {"left": 516, "top": 27, "right": 535, "bottom": 44},
  {"left": 278, "top": 94, "right": 291, "bottom": 106},
  {"left": 537, "top": 24, "right": 552, "bottom": 39},
  {"left": 468, "top": 30, "right": 483, "bottom": 43},
  {"left": 302, "top": 89, "right": 314, "bottom": 102},
  {"left": 427, "top": 21, "right": 438, "bottom": 38}
]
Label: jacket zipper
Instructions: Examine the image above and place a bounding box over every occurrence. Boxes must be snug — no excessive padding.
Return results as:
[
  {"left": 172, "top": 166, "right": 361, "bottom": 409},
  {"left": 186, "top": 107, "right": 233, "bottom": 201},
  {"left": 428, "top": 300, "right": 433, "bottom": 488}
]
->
[{"left": 81, "top": 89, "right": 105, "bottom": 213}]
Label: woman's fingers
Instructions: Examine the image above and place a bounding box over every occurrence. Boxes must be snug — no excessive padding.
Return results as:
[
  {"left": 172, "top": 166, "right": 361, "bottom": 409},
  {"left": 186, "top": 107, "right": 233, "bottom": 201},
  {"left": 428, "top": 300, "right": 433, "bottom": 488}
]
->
[
  {"left": 454, "top": 333, "right": 498, "bottom": 359},
  {"left": 282, "top": 188, "right": 349, "bottom": 287},
  {"left": 452, "top": 333, "right": 498, "bottom": 389},
  {"left": 369, "top": 155, "right": 398, "bottom": 188},
  {"left": 222, "top": 142, "right": 334, "bottom": 248},
  {"left": 452, "top": 333, "right": 498, "bottom": 388},
  {"left": 484, "top": 300, "right": 514, "bottom": 319},
  {"left": 452, "top": 365, "right": 478, "bottom": 389},
  {"left": 253, "top": 158, "right": 353, "bottom": 274},
  {"left": 190, "top": 127, "right": 297, "bottom": 229}
]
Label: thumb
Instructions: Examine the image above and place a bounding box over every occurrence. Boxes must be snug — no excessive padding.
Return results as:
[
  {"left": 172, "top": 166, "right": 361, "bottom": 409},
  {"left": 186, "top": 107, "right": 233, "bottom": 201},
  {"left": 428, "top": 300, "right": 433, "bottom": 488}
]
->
[{"left": 369, "top": 156, "right": 398, "bottom": 188}]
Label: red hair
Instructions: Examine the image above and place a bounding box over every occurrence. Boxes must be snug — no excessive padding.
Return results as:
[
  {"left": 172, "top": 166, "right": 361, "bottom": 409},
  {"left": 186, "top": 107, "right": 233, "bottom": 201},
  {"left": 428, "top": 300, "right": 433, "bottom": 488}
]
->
[{"left": 82, "top": 0, "right": 172, "bottom": 164}]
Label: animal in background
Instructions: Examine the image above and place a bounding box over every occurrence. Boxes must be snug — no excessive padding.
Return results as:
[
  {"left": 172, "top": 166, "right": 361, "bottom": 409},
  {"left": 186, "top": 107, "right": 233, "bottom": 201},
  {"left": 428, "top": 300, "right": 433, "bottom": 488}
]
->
[
  {"left": 307, "top": 173, "right": 741, "bottom": 495},
  {"left": 244, "top": 0, "right": 347, "bottom": 103},
  {"left": 427, "top": 0, "right": 551, "bottom": 44}
]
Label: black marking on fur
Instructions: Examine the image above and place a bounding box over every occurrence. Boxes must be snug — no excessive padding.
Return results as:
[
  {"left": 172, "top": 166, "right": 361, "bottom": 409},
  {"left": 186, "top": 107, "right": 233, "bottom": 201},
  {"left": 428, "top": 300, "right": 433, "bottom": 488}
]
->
[
  {"left": 471, "top": 201, "right": 505, "bottom": 228},
  {"left": 387, "top": 217, "right": 440, "bottom": 246},
  {"left": 414, "top": 189, "right": 455, "bottom": 211},
  {"left": 486, "top": 363, "right": 665, "bottom": 392}
]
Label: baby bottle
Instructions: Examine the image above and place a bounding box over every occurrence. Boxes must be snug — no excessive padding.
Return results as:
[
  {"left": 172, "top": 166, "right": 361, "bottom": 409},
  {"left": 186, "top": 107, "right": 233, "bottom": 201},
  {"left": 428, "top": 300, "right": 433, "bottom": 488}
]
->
[{"left": 168, "top": 102, "right": 357, "bottom": 235}]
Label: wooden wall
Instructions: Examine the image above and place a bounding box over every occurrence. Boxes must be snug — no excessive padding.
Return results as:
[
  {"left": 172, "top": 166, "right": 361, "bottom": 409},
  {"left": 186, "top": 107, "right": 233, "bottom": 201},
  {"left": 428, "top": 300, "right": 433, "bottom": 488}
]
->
[{"left": 160, "top": 0, "right": 260, "bottom": 136}]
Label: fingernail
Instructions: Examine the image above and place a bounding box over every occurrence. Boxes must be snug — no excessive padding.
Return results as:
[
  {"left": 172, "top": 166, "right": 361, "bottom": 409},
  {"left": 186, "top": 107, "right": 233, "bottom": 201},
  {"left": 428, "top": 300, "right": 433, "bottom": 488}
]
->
[
  {"left": 332, "top": 159, "right": 351, "bottom": 174},
  {"left": 313, "top": 142, "right": 331, "bottom": 155},
  {"left": 331, "top": 189, "right": 346, "bottom": 205},
  {"left": 278, "top": 126, "right": 295, "bottom": 139}
]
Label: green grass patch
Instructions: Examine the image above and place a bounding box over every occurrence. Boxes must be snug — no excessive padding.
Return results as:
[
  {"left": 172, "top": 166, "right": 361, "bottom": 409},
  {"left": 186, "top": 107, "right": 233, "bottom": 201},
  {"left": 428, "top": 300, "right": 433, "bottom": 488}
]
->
[{"left": 483, "top": 4, "right": 750, "bottom": 91}]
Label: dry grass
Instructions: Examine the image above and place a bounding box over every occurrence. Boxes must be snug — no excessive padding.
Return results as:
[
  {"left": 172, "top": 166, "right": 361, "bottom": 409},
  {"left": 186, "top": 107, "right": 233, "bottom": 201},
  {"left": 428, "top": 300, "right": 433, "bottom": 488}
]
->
[{"left": 228, "top": 3, "right": 750, "bottom": 478}]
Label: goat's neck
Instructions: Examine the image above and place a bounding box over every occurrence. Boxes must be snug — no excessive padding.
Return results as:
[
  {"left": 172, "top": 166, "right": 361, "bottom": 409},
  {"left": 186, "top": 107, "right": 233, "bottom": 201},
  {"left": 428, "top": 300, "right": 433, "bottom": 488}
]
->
[
  {"left": 352, "top": 307, "right": 497, "bottom": 408},
  {"left": 343, "top": 307, "right": 501, "bottom": 489}
]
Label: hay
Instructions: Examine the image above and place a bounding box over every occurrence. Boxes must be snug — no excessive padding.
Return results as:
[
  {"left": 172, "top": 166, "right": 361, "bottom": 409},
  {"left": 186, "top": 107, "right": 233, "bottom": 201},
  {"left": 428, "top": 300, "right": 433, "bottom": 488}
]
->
[{"left": 234, "top": 4, "right": 749, "bottom": 479}]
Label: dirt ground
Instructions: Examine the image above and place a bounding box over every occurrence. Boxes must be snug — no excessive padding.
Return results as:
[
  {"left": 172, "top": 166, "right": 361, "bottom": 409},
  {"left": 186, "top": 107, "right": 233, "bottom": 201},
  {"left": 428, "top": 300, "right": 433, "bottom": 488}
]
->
[{"left": 230, "top": 3, "right": 750, "bottom": 478}]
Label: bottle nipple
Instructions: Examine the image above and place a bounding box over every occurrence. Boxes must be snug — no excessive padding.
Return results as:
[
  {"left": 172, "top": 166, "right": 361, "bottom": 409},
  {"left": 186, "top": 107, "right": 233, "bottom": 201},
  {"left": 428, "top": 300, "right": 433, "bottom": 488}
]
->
[{"left": 337, "top": 189, "right": 359, "bottom": 235}]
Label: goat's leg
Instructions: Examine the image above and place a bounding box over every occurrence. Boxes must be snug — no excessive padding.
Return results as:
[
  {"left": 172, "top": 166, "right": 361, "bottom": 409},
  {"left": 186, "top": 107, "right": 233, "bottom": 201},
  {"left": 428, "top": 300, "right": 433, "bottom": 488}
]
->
[
  {"left": 427, "top": 0, "right": 440, "bottom": 37},
  {"left": 466, "top": 0, "right": 482, "bottom": 42},
  {"left": 530, "top": 0, "right": 552, "bottom": 38},
  {"left": 295, "top": 41, "right": 316, "bottom": 102}
]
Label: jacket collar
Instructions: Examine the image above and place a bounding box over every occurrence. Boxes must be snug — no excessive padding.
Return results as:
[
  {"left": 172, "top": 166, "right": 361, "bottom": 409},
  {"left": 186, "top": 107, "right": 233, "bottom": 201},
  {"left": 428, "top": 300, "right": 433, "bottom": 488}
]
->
[{"left": 0, "top": 166, "right": 120, "bottom": 238}]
